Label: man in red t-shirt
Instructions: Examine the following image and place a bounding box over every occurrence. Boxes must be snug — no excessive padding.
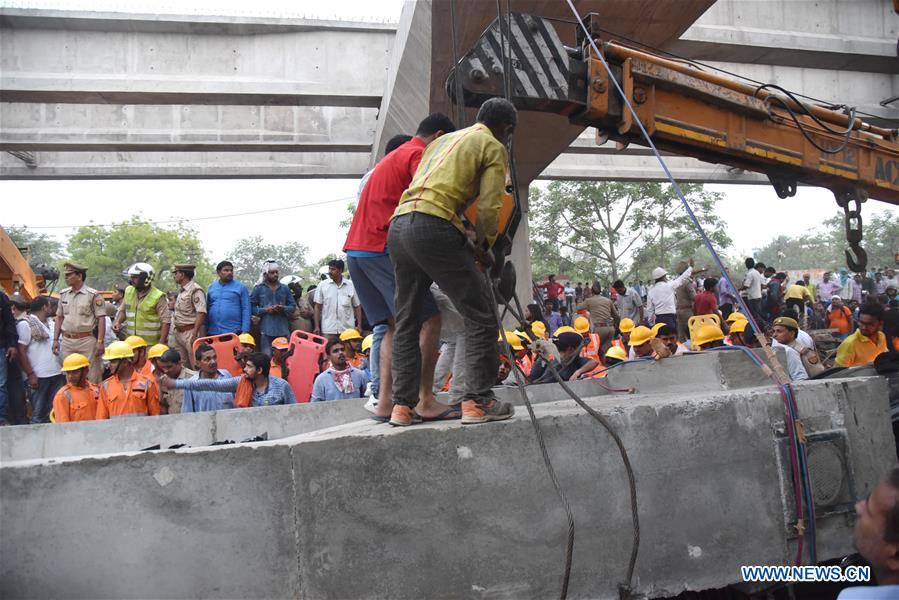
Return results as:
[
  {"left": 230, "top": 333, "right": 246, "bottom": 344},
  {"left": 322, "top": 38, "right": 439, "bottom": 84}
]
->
[
  {"left": 343, "top": 113, "right": 456, "bottom": 422},
  {"left": 536, "top": 274, "right": 565, "bottom": 311},
  {"left": 693, "top": 277, "right": 719, "bottom": 316}
]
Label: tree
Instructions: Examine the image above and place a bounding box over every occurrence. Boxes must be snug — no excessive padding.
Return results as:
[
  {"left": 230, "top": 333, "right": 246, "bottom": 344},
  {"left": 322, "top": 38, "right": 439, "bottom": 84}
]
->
[
  {"left": 66, "top": 217, "right": 213, "bottom": 291},
  {"left": 529, "top": 181, "right": 730, "bottom": 284},
  {"left": 4, "top": 226, "right": 63, "bottom": 268},
  {"left": 228, "top": 236, "right": 309, "bottom": 288}
]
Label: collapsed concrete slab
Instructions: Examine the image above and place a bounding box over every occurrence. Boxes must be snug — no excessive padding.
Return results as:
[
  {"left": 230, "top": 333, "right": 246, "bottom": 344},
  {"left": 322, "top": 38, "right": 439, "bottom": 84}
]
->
[
  {"left": 0, "top": 351, "right": 785, "bottom": 463},
  {"left": 2, "top": 372, "right": 894, "bottom": 599}
]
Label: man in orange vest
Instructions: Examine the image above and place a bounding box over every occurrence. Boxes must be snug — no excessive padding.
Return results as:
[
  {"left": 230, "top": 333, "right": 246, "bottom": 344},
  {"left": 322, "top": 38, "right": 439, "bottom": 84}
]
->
[
  {"left": 270, "top": 337, "right": 289, "bottom": 379},
  {"left": 125, "top": 335, "right": 152, "bottom": 376},
  {"left": 52, "top": 353, "right": 99, "bottom": 423},
  {"left": 574, "top": 316, "right": 601, "bottom": 362},
  {"left": 96, "top": 341, "right": 160, "bottom": 419},
  {"left": 612, "top": 318, "right": 635, "bottom": 351}
]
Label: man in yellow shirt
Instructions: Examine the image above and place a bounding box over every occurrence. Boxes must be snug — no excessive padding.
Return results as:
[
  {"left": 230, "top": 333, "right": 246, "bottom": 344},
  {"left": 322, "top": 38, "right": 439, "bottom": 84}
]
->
[
  {"left": 784, "top": 280, "right": 813, "bottom": 326},
  {"left": 836, "top": 303, "right": 887, "bottom": 367},
  {"left": 387, "top": 97, "right": 517, "bottom": 427}
]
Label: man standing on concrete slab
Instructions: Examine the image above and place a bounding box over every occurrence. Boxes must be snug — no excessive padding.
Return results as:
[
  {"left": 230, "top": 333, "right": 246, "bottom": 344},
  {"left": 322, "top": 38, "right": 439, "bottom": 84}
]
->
[
  {"left": 387, "top": 97, "right": 517, "bottom": 427},
  {"left": 53, "top": 262, "right": 106, "bottom": 384},
  {"left": 206, "top": 261, "right": 250, "bottom": 336},
  {"left": 344, "top": 113, "right": 456, "bottom": 422},
  {"left": 837, "top": 469, "right": 899, "bottom": 598},
  {"left": 171, "top": 264, "right": 206, "bottom": 368}
]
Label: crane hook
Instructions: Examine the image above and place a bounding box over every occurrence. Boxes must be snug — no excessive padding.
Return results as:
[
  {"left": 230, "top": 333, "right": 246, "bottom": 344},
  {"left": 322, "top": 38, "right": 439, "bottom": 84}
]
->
[{"left": 833, "top": 189, "right": 868, "bottom": 273}]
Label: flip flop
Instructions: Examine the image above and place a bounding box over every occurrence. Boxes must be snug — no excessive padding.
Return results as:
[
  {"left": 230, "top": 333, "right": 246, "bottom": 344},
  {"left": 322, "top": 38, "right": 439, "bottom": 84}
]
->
[{"left": 419, "top": 405, "right": 462, "bottom": 422}]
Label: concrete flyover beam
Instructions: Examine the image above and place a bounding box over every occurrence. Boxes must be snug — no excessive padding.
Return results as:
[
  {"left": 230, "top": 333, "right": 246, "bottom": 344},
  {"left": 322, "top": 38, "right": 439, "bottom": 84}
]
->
[
  {"left": 669, "top": 0, "right": 899, "bottom": 73},
  {"left": 0, "top": 102, "right": 377, "bottom": 151},
  {"left": 0, "top": 150, "right": 370, "bottom": 179},
  {"left": 540, "top": 151, "right": 770, "bottom": 184},
  {"left": 2, "top": 373, "right": 894, "bottom": 598},
  {"left": 0, "top": 9, "right": 394, "bottom": 107}
]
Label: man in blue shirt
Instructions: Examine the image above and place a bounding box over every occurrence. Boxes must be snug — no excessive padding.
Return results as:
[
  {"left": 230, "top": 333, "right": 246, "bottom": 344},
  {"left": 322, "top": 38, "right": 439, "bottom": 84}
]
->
[
  {"left": 311, "top": 339, "right": 369, "bottom": 402},
  {"left": 250, "top": 260, "right": 296, "bottom": 356},
  {"left": 162, "top": 351, "right": 295, "bottom": 407},
  {"left": 206, "top": 261, "right": 250, "bottom": 335},
  {"left": 180, "top": 344, "right": 235, "bottom": 412},
  {"left": 837, "top": 468, "right": 899, "bottom": 598}
]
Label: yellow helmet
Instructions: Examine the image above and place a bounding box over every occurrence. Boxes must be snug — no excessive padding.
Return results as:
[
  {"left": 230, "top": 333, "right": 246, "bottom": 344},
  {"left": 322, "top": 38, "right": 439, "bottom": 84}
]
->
[
  {"left": 531, "top": 321, "right": 547, "bottom": 339},
  {"left": 148, "top": 344, "right": 169, "bottom": 360},
  {"left": 554, "top": 326, "right": 577, "bottom": 336},
  {"left": 124, "top": 335, "right": 147, "bottom": 350},
  {"left": 725, "top": 312, "right": 747, "bottom": 323},
  {"left": 628, "top": 326, "right": 653, "bottom": 346},
  {"left": 573, "top": 316, "right": 590, "bottom": 334},
  {"left": 650, "top": 322, "right": 665, "bottom": 338},
  {"left": 238, "top": 333, "right": 256, "bottom": 347},
  {"left": 61, "top": 353, "right": 90, "bottom": 372},
  {"left": 695, "top": 324, "right": 725, "bottom": 347},
  {"left": 619, "top": 318, "right": 635, "bottom": 334},
  {"left": 361, "top": 334, "right": 373, "bottom": 353},
  {"left": 605, "top": 346, "right": 627, "bottom": 361},
  {"left": 729, "top": 319, "right": 748, "bottom": 334},
  {"left": 103, "top": 340, "right": 134, "bottom": 360},
  {"left": 499, "top": 330, "right": 524, "bottom": 351},
  {"left": 339, "top": 328, "right": 362, "bottom": 342},
  {"left": 514, "top": 330, "right": 532, "bottom": 345}
]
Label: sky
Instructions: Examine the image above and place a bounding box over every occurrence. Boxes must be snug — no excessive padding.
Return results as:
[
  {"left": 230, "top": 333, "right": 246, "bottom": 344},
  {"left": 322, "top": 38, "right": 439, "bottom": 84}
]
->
[{"left": 3, "top": 0, "right": 897, "bottom": 269}]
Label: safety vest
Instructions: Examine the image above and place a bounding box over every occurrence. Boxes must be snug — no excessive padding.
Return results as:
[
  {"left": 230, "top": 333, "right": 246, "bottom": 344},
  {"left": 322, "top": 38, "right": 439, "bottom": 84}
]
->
[
  {"left": 123, "top": 286, "right": 165, "bottom": 344},
  {"left": 580, "top": 333, "right": 601, "bottom": 361},
  {"left": 516, "top": 353, "right": 534, "bottom": 381},
  {"left": 612, "top": 338, "right": 625, "bottom": 350}
]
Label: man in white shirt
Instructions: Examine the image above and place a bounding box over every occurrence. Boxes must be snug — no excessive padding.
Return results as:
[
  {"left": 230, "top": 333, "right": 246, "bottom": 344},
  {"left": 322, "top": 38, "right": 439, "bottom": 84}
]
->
[
  {"left": 741, "top": 258, "right": 765, "bottom": 326},
  {"left": 15, "top": 296, "right": 64, "bottom": 424},
  {"left": 646, "top": 262, "right": 702, "bottom": 330},
  {"left": 313, "top": 258, "right": 363, "bottom": 340}
]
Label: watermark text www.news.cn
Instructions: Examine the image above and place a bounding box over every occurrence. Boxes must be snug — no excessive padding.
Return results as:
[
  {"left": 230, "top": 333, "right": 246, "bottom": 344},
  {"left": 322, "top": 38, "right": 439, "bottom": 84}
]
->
[{"left": 741, "top": 565, "right": 870, "bottom": 583}]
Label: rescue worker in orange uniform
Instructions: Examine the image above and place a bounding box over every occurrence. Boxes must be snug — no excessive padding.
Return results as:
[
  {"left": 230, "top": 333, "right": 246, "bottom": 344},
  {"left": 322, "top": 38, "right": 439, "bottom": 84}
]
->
[
  {"left": 612, "top": 318, "right": 635, "bottom": 351},
  {"left": 52, "top": 353, "right": 99, "bottom": 423},
  {"left": 574, "top": 316, "right": 601, "bottom": 363},
  {"left": 125, "top": 335, "right": 152, "bottom": 376},
  {"left": 96, "top": 340, "right": 160, "bottom": 419},
  {"left": 339, "top": 328, "right": 365, "bottom": 368},
  {"left": 499, "top": 330, "right": 533, "bottom": 382},
  {"left": 270, "top": 336, "right": 289, "bottom": 379}
]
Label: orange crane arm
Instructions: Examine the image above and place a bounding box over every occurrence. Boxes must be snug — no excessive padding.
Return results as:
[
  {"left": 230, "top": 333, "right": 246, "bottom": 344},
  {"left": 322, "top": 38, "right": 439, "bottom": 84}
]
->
[{"left": 0, "top": 226, "right": 46, "bottom": 301}]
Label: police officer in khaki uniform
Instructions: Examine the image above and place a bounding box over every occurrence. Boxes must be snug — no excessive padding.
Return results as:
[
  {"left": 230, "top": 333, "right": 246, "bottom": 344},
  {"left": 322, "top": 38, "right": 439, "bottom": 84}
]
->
[
  {"left": 171, "top": 264, "right": 207, "bottom": 368},
  {"left": 53, "top": 262, "right": 107, "bottom": 384},
  {"left": 771, "top": 316, "right": 825, "bottom": 377}
]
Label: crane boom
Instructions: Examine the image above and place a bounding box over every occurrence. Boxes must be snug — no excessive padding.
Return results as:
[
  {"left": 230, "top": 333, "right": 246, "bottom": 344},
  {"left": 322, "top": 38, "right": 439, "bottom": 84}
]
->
[{"left": 449, "top": 12, "right": 899, "bottom": 271}]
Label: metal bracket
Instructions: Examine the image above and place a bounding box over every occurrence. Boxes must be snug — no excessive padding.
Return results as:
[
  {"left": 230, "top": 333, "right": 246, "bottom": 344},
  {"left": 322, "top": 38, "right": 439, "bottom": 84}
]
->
[
  {"left": 767, "top": 174, "right": 797, "bottom": 199},
  {"left": 833, "top": 188, "right": 868, "bottom": 273}
]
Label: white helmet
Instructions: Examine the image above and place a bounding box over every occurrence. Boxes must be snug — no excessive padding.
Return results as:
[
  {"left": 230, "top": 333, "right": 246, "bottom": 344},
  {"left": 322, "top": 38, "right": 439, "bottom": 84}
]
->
[
  {"left": 318, "top": 265, "right": 329, "bottom": 280},
  {"left": 651, "top": 267, "right": 667, "bottom": 281},
  {"left": 280, "top": 275, "right": 302, "bottom": 286},
  {"left": 124, "top": 262, "right": 155, "bottom": 285}
]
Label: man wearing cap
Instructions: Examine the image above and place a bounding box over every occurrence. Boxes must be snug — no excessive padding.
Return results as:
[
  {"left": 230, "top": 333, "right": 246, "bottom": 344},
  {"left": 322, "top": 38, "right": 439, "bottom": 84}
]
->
[
  {"left": 772, "top": 316, "right": 824, "bottom": 376},
  {"left": 628, "top": 325, "right": 656, "bottom": 359},
  {"left": 171, "top": 264, "right": 207, "bottom": 369},
  {"left": 53, "top": 262, "right": 107, "bottom": 384},
  {"left": 250, "top": 261, "right": 295, "bottom": 356},
  {"left": 96, "top": 340, "right": 160, "bottom": 418},
  {"left": 52, "top": 353, "right": 99, "bottom": 422},
  {"left": 269, "top": 337, "right": 289, "bottom": 379},
  {"left": 646, "top": 262, "right": 700, "bottom": 332},
  {"left": 734, "top": 321, "right": 808, "bottom": 381},
  {"left": 114, "top": 263, "right": 170, "bottom": 346}
]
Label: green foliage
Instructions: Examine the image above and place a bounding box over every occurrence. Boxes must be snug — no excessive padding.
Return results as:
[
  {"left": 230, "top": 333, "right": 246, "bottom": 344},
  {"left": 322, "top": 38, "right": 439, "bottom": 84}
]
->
[
  {"left": 66, "top": 217, "right": 213, "bottom": 291},
  {"left": 227, "top": 236, "right": 310, "bottom": 288},
  {"left": 4, "top": 226, "right": 63, "bottom": 267},
  {"left": 528, "top": 181, "right": 730, "bottom": 284},
  {"left": 753, "top": 209, "right": 899, "bottom": 271}
]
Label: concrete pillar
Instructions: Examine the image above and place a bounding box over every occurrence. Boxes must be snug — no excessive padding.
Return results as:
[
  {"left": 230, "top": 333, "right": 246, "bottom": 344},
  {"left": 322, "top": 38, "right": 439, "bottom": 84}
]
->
[{"left": 509, "top": 184, "right": 534, "bottom": 314}]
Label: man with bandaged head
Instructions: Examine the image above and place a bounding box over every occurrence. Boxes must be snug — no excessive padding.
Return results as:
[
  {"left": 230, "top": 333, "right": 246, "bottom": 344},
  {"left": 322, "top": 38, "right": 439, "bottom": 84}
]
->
[{"left": 249, "top": 259, "right": 295, "bottom": 356}]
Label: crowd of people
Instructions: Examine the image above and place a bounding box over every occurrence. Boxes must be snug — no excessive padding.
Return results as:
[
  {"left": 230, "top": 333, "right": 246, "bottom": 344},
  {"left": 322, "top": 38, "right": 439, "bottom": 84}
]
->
[{"left": 1, "top": 98, "right": 898, "bottom": 435}]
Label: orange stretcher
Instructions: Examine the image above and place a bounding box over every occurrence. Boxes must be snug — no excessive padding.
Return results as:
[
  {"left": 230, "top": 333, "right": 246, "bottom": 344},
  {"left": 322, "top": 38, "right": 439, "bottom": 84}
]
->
[
  {"left": 285, "top": 330, "right": 329, "bottom": 404},
  {"left": 192, "top": 333, "right": 243, "bottom": 376}
]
